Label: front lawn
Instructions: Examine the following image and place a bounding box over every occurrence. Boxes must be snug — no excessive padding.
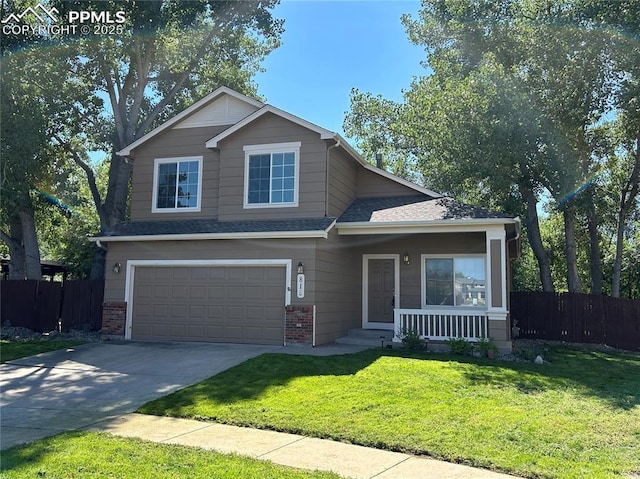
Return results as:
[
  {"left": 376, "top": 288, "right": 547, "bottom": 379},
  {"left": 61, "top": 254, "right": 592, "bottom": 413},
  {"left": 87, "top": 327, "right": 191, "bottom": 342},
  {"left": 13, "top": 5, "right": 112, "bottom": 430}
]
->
[
  {"left": 0, "top": 431, "right": 342, "bottom": 479},
  {"left": 140, "top": 346, "right": 640, "bottom": 479},
  {"left": 0, "top": 339, "right": 85, "bottom": 363}
]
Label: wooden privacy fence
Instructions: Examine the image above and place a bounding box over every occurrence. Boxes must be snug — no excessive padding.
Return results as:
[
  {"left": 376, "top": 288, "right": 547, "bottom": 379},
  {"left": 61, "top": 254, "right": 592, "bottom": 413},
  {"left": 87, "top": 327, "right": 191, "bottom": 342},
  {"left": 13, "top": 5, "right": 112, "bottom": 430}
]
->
[
  {"left": 510, "top": 292, "right": 640, "bottom": 351},
  {"left": 1, "top": 280, "right": 104, "bottom": 333}
]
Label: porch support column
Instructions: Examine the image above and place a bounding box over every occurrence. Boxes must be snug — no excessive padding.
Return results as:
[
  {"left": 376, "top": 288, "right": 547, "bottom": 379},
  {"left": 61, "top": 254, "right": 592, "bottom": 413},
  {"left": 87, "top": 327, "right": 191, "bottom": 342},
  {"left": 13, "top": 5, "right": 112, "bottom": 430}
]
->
[{"left": 486, "top": 228, "right": 510, "bottom": 350}]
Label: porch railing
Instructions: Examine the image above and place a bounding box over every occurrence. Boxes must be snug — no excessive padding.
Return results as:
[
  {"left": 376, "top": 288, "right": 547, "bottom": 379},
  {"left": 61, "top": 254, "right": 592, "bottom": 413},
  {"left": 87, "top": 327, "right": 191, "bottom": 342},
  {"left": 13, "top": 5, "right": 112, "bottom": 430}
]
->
[{"left": 393, "top": 308, "right": 488, "bottom": 342}]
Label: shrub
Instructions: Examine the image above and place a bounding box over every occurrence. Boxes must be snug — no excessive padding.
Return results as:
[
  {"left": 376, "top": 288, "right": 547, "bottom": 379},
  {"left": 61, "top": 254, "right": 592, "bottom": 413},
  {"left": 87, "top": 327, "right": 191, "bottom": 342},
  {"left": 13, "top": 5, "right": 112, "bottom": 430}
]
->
[
  {"left": 477, "top": 337, "right": 498, "bottom": 358},
  {"left": 445, "top": 337, "right": 472, "bottom": 355},
  {"left": 398, "top": 328, "right": 425, "bottom": 350}
]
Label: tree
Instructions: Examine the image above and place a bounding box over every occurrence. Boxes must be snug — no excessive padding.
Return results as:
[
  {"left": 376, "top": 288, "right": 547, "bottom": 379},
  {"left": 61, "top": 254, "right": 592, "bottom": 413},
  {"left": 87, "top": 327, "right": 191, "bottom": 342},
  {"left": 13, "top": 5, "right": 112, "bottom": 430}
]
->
[
  {"left": 1, "top": 0, "right": 104, "bottom": 279},
  {"left": 49, "top": 0, "right": 283, "bottom": 279},
  {"left": 345, "top": 0, "right": 639, "bottom": 296}
]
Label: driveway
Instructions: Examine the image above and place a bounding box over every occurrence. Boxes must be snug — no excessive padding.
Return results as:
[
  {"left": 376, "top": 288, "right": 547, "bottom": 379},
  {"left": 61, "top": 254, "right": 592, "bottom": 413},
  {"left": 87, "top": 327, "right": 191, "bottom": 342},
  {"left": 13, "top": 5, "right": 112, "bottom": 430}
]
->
[{"left": 0, "top": 341, "right": 285, "bottom": 450}]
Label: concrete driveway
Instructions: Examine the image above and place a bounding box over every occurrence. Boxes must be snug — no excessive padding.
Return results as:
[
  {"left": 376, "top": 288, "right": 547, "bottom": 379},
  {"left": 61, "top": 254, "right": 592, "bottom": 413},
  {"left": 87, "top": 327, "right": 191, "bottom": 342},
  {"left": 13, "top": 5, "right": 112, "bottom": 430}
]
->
[{"left": 0, "top": 340, "right": 285, "bottom": 450}]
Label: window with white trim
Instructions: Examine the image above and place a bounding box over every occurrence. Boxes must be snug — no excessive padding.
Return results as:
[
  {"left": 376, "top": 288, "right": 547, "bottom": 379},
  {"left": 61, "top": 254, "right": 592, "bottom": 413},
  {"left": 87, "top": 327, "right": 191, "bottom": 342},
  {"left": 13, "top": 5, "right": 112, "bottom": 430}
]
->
[
  {"left": 152, "top": 157, "right": 202, "bottom": 212},
  {"left": 243, "top": 142, "right": 300, "bottom": 208},
  {"left": 422, "top": 256, "right": 486, "bottom": 308}
]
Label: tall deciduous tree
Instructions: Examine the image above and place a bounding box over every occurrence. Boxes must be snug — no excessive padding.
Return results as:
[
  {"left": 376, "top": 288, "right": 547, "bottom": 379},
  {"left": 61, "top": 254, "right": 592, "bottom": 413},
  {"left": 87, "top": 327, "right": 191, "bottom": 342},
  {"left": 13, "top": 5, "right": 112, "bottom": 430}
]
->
[
  {"left": 345, "top": 0, "right": 639, "bottom": 296},
  {"left": 49, "top": 0, "right": 283, "bottom": 278}
]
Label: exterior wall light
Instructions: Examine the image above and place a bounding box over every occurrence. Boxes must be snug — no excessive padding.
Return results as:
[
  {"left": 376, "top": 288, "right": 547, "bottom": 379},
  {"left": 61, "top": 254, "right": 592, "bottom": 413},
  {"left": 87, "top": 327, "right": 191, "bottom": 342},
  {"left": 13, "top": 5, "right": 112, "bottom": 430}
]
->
[
  {"left": 297, "top": 262, "right": 304, "bottom": 274},
  {"left": 403, "top": 253, "right": 410, "bottom": 265},
  {"left": 113, "top": 262, "right": 122, "bottom": 274}
]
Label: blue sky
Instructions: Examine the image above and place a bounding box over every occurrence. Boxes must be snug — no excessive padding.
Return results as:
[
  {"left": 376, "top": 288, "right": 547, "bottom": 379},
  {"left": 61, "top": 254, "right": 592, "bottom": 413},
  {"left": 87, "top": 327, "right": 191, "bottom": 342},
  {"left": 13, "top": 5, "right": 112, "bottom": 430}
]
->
[{"left": 255, "top": 0, "right": 427, "bottom": 138}]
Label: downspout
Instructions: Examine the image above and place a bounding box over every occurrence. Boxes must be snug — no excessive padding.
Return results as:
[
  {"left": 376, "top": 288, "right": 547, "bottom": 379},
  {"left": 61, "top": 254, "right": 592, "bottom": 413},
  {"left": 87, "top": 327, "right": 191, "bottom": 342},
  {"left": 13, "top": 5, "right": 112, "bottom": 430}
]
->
[
  {"left": 506, "top": 219, "right": 522, "bottom": 258},
  {"left": 325, "top": 137, "right": 341, "bottom": 217}
]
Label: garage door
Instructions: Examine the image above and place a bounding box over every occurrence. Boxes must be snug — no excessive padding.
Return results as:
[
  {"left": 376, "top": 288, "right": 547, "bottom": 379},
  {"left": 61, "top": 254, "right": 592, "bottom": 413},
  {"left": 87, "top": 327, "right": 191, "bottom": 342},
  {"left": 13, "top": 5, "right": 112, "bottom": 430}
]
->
[{"left": 131, "top": 265, "right": 286, "bottom": 344}]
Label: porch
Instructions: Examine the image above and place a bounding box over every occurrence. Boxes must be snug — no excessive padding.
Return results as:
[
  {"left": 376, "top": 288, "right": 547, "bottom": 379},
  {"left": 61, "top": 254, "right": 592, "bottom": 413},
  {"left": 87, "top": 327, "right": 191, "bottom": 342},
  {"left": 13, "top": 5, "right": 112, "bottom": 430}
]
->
[{"left": 393, "top": 308, "right": 488, "bottom": 342}]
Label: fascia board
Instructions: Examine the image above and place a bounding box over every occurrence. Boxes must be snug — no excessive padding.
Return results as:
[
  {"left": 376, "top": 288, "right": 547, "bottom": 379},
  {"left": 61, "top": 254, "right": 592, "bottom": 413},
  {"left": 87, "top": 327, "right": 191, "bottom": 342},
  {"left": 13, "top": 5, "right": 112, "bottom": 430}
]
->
[
  {"left": 335, "top": 218, "right": 518, "bottom": 235},
  {"left": 117, "top": 87, "right": 264, "bottom": 157},
  {"left": 89, "top": 229, "right": 330, "bottom": 243},
  {"left": 206, "top": 105, "right": 335, "bottom": 148}
]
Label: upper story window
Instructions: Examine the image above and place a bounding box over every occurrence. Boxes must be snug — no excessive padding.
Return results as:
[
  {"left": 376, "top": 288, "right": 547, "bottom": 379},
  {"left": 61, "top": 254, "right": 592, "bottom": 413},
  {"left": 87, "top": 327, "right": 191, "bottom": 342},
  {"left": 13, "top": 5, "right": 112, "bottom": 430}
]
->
[
  {"left": 152, "top": 156, "right": 202, "bottom": 213},
  {"left": 243, "top": 142, "right": 300, "bottom": 208},
  {"left": 421, "top": 255, "right": 486, "bottom": 308}
]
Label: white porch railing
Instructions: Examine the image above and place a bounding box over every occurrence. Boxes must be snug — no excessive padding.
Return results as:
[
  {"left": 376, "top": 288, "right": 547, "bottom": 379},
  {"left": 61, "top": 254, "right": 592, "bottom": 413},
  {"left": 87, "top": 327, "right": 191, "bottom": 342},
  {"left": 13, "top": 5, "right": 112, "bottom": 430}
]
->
[{"left": 393, "top": 308, "right": 488, "bottom": 342}]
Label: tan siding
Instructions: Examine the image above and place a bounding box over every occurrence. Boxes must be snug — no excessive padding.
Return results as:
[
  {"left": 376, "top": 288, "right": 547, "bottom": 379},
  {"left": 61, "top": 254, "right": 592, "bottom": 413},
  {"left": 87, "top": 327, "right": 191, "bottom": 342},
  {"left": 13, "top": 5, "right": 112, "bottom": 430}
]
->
[
  {"left": 217, "top": 113, "right": 328, "bottom": 220},
  {"left": 314, "top": 232, "right": 360, "bottom": 344},
  {"left": 103, "top": 239, "right": 317, "bottom": 305},
  {"left": 357, "top": 167, "right": 423, "bottom": 198},
  {"left": 488, "top": 319, "right": 508, "bottom": 341},
  {"left": 327, "top": 147, "right": 357, "bottom": 217},
  {"left": 129, "top": 126, "right": 229, "bottom": 221}
]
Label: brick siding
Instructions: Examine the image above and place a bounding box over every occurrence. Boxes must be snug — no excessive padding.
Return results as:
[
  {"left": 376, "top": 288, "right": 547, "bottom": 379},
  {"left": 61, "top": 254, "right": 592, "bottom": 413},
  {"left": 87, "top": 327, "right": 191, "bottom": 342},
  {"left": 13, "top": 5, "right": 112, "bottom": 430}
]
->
[
  {"left": 102, "top": 301, "right": 126, "bottom": 337},
  {"left": 285, "top": 305, "right": 314, "bottom": 345}
]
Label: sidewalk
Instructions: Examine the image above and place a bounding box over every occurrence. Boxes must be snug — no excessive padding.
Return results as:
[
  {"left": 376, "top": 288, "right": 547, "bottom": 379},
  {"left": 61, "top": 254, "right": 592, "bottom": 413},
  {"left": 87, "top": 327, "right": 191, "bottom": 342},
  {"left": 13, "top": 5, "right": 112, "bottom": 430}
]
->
[{"left": 88, "top": 413, "right": 520, "bottom": 479}]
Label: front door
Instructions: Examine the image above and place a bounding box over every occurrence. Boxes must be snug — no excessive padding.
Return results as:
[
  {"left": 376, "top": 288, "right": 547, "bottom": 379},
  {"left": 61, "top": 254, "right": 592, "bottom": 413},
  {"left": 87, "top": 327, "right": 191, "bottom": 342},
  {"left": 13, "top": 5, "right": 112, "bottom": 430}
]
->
[{"left": 363, "top": 255, "right": 398, "bottom": 330}]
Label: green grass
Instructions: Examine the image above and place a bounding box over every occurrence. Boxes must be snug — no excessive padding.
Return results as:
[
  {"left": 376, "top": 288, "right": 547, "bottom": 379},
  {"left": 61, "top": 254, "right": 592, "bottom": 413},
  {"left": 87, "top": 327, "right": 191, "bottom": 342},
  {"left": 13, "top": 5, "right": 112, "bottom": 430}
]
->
[
  {"left": 140, "top": 346, "right": 640, "bottom": 479},
  {"left": 0, "top": 431, "right": 342, "bottom": 479},
  {"left": 0, "top": 339, "right": 85, "bottom": 363}
]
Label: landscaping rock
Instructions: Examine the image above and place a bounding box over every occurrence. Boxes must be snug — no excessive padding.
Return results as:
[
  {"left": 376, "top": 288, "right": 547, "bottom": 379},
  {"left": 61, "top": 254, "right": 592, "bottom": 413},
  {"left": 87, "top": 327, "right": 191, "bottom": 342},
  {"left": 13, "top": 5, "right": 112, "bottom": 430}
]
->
[{"left": 534, "top": 355, "right": 544, "bottom": 365}]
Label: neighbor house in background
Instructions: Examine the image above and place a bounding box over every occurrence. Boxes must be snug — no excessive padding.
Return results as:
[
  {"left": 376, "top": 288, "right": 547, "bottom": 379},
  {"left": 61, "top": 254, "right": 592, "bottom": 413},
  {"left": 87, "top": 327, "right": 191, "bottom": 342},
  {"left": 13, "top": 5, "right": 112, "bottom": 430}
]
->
[{"left": 91, "top": 87, "right": 520, "bottom": 351}]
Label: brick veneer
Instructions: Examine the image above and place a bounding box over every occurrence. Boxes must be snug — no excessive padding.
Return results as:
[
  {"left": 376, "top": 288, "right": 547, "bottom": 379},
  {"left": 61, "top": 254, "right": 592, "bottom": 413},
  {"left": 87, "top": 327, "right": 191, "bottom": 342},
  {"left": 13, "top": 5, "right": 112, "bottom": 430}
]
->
[
  {"left": 285, "top": 305, "right": 314, "bottom": 345},
  {"left": 102, "top": 301, "right": 126, "bottom": 337}
]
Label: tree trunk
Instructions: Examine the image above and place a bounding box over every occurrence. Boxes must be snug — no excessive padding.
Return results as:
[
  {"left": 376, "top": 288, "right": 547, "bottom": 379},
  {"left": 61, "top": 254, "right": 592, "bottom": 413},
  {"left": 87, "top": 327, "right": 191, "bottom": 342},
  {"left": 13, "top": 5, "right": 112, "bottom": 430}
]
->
[
  {"left": 522, "top": 187, "right": 554, "bottom": 292},
  {"left": 611, "top": 212, "right": 625, "bottom": 298},
  {"left": 586, "top": 197, "right": 602, "bottom": 295},
  {"left": 90, "top": 151, "right": 134, "bottom": 279},
  {"left": 20, "top": 207, "right": 42, "bottom": 280},
  {"left": 611, "top": 135, "right": 640, "bottom": 297},
  {"left": 2, "top": 216, "right": 26, "bottom": 280},
  {"left": 563, "top": 207, "right": 582, "bottom": 293},
  {"left": 103, "top": 152, "right": 133, "bottom": 228},
  {"left": 89, "top": 247, "right": 106, "bottom": 280}
]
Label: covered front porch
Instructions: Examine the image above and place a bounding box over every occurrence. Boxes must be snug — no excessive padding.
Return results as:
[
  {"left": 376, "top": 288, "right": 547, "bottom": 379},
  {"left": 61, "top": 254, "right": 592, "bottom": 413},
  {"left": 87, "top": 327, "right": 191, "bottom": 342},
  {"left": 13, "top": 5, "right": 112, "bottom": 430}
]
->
[{"left": 335, "top": 196, "right": 520, "bottom": 351}]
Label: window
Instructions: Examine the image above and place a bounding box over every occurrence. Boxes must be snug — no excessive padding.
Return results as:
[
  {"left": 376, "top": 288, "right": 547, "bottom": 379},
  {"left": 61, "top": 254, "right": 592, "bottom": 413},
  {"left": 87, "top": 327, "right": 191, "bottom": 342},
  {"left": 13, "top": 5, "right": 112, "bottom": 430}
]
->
[
  {"left": 422, "top": 256, "right": 486, "bottom": 308},
  {"left": 243, "top": 142, "right": 300, "bottom": 208},
  {"left": 152, "top": 157, "right": 202, "bottom": 212}
]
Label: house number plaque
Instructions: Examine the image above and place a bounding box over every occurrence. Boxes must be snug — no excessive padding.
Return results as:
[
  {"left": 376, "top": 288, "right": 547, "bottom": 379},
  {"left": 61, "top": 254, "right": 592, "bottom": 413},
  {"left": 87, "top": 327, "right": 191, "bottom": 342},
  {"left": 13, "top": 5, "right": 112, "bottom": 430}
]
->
[{"left": 296, "top": 273, "right": 305, "bottom": 299}]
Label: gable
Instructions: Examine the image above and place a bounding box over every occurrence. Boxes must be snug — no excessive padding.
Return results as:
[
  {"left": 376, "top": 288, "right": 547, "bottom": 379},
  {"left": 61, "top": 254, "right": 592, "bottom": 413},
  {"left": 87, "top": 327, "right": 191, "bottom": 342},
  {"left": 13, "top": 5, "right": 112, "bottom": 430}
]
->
[
  {"left": 357, "top": 166, "right": 429, "bottom": 198},
  {"left": 117, "top": 87, "right": 264, "bottom": 157},
  {"left": 173, "top": 95, "right": 259, "bottom": 129}
]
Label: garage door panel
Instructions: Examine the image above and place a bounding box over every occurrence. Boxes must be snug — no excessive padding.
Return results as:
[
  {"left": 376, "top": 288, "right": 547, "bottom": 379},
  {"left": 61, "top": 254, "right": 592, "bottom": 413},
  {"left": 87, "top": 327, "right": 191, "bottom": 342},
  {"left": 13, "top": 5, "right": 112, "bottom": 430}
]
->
[
  {"left": 189, "top": 285, "right": 206, "bottom": 299},
  {"left": 227, "top": 286, "right": 244, "bottom": 299},
  {"left": 226, "top": 305, "right": 244, "bottom": 319},
  {"left": 153, "top": 285, "right": 170, "bottom": 298},
  {"left": 189, "top": 304, "right": 206, "bottom": 318},
  {"left": 152, "top": 268, "right": 173, "bottom": 281},
  {"left": 190, "top": 268, "right": 208, "bottom": 281},
  {"left": 172, "top": 268, "right": 190, "bottom": 281},
  {"left": 132, "top": 265, "right": 286, "bottom": 344}
]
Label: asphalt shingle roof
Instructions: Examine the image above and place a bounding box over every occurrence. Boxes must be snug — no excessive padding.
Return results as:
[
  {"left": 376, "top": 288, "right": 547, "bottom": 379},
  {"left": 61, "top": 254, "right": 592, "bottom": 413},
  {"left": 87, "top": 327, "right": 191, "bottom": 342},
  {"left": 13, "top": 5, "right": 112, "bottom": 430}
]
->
[
  {"left": 337, "top": 195, "right": 513, "bottom": 223},
  {"left": 99, "top": 217, "right": 336, "bottom": 237}
]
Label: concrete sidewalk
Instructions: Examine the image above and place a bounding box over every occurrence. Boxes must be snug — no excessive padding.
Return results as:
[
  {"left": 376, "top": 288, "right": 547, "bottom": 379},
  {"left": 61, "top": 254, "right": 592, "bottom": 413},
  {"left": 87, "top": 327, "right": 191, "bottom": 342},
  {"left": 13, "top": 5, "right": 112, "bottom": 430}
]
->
[{"left": 88, "top": 413, "right": 520, "bottom": 479}]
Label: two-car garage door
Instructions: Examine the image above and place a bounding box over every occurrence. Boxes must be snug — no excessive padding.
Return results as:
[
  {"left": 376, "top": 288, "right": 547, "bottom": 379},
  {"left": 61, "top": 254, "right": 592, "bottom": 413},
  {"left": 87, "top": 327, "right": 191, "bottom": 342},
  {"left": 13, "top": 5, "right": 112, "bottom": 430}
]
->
[{"left": 130, "top": 264, "right": 287, "bottom": 345}]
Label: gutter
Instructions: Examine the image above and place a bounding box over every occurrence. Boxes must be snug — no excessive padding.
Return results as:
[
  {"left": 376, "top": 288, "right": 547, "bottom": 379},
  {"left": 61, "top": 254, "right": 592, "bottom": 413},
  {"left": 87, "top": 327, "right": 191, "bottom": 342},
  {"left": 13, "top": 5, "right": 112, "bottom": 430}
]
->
[
  {"left": 335, "top": 218, "right": 519, "bottom": 235},
  {"left": 89, "top": 225, "right": 337, "bottom": 243}
]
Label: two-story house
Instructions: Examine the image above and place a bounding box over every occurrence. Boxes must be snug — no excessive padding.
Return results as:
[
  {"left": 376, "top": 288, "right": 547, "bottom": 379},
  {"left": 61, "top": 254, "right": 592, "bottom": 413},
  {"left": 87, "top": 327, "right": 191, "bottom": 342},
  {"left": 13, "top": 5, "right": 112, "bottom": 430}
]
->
[{"left": 92, "top": 87, "right": 520, "bottom": 351}]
